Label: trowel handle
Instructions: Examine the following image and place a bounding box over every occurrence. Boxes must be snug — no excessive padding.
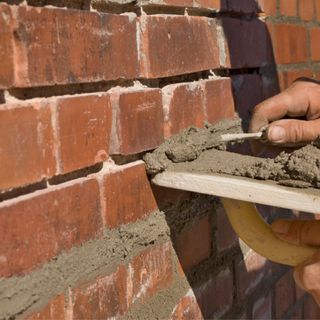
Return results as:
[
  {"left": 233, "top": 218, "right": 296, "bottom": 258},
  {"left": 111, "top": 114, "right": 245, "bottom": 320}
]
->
[{"left": 221, "top": 198, "right": 318, "bottom": 267}]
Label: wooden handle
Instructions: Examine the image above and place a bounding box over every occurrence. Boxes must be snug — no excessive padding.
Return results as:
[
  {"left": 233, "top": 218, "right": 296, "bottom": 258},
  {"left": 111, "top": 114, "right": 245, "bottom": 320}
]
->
[{"left": 221, "top": 198, "right": 318, "bottom": 266}]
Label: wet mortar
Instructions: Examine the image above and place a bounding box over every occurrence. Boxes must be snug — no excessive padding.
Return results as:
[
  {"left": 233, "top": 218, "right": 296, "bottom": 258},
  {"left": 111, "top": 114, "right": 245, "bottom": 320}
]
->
[{"left": 144, "top": 119, "right": 320, "bottom": 189}]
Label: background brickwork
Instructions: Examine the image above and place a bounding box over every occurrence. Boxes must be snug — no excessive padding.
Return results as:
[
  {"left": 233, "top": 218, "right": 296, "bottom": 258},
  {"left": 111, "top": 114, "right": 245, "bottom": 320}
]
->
[{"left": 0, "top": 0, "right": 320, "bottom": 319}]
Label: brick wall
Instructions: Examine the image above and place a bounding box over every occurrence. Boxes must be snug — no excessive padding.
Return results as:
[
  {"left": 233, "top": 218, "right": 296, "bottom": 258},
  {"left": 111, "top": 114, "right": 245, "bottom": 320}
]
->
[{"left": 0, "top": 0, "right": 320, "bottom": 319}]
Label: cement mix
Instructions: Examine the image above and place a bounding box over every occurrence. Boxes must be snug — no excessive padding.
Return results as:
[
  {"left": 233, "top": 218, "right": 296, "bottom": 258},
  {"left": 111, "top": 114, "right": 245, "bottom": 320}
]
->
[{"left": 144, "top": 119, "right": 320, "bottom": 189}]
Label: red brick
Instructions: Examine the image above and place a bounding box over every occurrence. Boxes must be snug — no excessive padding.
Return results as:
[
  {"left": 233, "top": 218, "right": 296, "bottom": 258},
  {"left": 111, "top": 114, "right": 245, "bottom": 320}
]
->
[
  {"left": 0, "top": 4, "right": 14, "bottom": 89},
  {"left": 139, "top": 15, "right": 220, "bottom": 78},
  {"left": 257, "top": 0, "right": 277, "bottom": 15},
  {"left": 310, "top": 27, "right": 320, "bottom": 61},
  {"left": 175, "top": 216, "right": 212, "bottom": 271},
  {"left": 216, "top": 206, "right": 237, "bottom": 252},
  {"left": 0, "top": 178, "right": 102, "bottom": 277},
  {"left": 162, "top": 82, "right": 205, "bottom": 138},
  {"left": 57, "top": 94, "right": 111, "bottom": 174},
  {"left": 170, "top": 293, "right": 203, "bottom": 320},
  {"left": 102, "top": 162, "right": 158, "bottom": 228},
  {"left": 275, "top": 271, "right": 296, "bottom": 318},
  {"left": 316, "top": 0, "right": 320, "bottom": 20},
  {"left": 236, "top": 250, "right": 271, "bottom": 300},
  {"left": 73, "top": 243, "right": 172, "bottom": 319},
  {"left": 202, "top": 78, "right": 236, "bottom": 124},
  {"left": 108, "top": 88, "right": 164, "bottom": 155},
  {"left": 221, "top": 18, "right": 273, "bottom": 68},
  {"left": 193, "top": 0, "right": 220, "bottom": 10},
  {"left": 195, "top": 268, "right": 233, "bottom": 318},
  {"left": 280, "top": 0, "right": 297, "bottom": 16},
  {"left": 252, "top": 294, "right": 272, "bottom": 319},
  {"left": 73, "top": 265, "right": 128, "bottom": 319},
  {"left": 3, "top": 4, "right": 138, "bottom": 88},
  {"left": 27, "top": 294, "right": 67, "bottom": 320},
  {"left": 128, "top": 242, "right": 173, "bottom": 303},
  {"left": 299, "top": 0, "right": 314, "bottom": 20},
  {"left": 303, "top": 295, "right": 320, "bottom": 319},
  {"left": 0, "top": 101, "right": 55, "bottom": 191},
  {"left": 278, "top": 69, "right": 313, "bottom": 90},
  {"left": 268, "top": 23, "right": 308, "bottom": 64}
]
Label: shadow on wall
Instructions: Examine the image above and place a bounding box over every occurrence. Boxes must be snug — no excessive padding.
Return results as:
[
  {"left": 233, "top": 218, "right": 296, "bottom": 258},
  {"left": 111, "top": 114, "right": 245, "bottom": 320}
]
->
[{"left": 156, "top": 0, "right": 315, "bottom": 318}]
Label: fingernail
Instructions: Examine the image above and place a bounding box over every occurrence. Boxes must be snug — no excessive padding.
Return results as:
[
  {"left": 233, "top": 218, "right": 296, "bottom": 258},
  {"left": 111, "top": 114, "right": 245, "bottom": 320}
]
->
[
  {"left": 271, "top": 220, "right": 290, "bottom": 234},
  {"left": 268, "top": 126, "right": 286, "bottom": 142}
]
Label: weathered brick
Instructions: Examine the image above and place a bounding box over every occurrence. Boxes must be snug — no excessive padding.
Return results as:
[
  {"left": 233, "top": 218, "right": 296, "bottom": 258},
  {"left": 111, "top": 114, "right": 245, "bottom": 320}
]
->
[
  {"left": 0, "top": 101, "right": 55, "bottom": 191},
  {"left": 0, "top": 4, "right": 13, "bottom": 89},
  {"left": 279, "top": 0, "right": 297, "bottom": 16},
  {"left": 278, "top": 69, "right": 313, "bottom": 90},
  {"left": 236, "top": 250, "right": 271, "bottom": 301},
  {"left": 139, "top": 15, "right": 221, "bottom": 78},
  {"left": 128, "top": 242, "right": 173, "bottom": 303},
  {"left": 27, "top": 294, "right": 67, "bottom": 320},
  {"left": 221, "top": 18, "right": 273, "bottom": 68},
  {"left": 162, "top": 82, "right": 205, "bottom": 138},
  {"left": 202, "top": 78, "right": 235, "bottom": 123},
  {"left": 316, "top": 0, "right": 320, "bottom": 20},
  {"left": 216, "top": 206, "right": 237, "bottom": 252},
  {"left": 0, "top": 178, "right": 102, "bottom": 277},
  {"left": 257, "top": 0, "right": 277, "bottom": 15},
  {"left": 108, "top": 88, "right": 164, "bottom": 155},
  {"left": 299, "top": 0, "right": 314, "bottom": 20},
  {"left": 57, "top": 94, "right": 111, "bottom": 174},
  {"left": 73, "top": 265, "right": 128, "bottom": 319},
  {"left": 2, "top": 4, "right": 138, "bottom": 88},
  {"left": 175, "top": 216, "right": 212, "bottom": 271},
  {"left": 252, "top": 294, "right": 272, "bottom": 319},
  {"left": 170, "top": 292, "right": 203, "bottom": 320},
  {"left": 268, "top": 23, "right": 308, "bottom": 64},
  {"left": 73, "top": 243, "right": 172, "bottom": 319},
  {"left": 102, "top": 162, "right": 158, "bottom": 228},
  {"left": 310, "top": 27, "right": 320, "bottom": 61},
  {"left": 275, "top": 271, "right": 296, "bottom": 318},
  {"left": 195, "top": 268, "right": 233, "bottom": 318}
]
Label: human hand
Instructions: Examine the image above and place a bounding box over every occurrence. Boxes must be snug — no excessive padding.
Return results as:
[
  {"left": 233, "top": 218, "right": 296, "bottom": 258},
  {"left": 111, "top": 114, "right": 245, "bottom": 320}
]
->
[
  {"left": 249, "top": 80, "right": 320, "bottom": 153},
  {"left": 272, "top": 219, "right": 320, "bottom": 305}
]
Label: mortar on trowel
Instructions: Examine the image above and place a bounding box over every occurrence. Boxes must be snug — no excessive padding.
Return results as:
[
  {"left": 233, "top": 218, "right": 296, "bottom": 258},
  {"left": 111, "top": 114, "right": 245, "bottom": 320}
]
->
[{"left": 144, "top": 119, "right": 320, "bottom": 267}]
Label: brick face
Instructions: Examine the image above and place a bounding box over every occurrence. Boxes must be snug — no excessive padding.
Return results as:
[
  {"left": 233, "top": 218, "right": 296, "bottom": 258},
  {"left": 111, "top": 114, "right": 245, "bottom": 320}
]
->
[
  {"left": 0, "top": 178, "right": 102, "bottom": 277},
  {"left": 268, "top": 23, "right": 308, "bottom": 64},
  {"left": 0, "top": 4, "right": 14, "bottom": 89},
  {"left": 170, "top": 293, "right": 203, "bottom": 320},
  {"left": 139, "top": 15, "right": 221, "bottom": 78},
  {"left": 175, "top": 216, "right": 212, "bottom": 271},
  {"left": 102, "top": 162, "right": 158, "bottom": 228},
  {"left": 0, "top": 101, "right": 56, "bottom": 191},
  {"left": 310, "top": 27, "right": 320, "bottom": 61},
  {"left": 57, "top": 94, "right": 111, "bottom": 174},
  {"left": 299, "top": 0, "right": 314, "bottom": 20},
  {"left": 257, "top": 0, "right": 277, "bottom": 15},
  {"left": 109, "top": 88, "right": 164, "bottom": 155},
  {"left": 2, "top": 4, "right": 138, "bottom": 88},
  {"left": 163, "top": 82, "right": 205, "bottom": 138},
  {"left": 279, "top": 0, "right": 297, "bottom": 17}
]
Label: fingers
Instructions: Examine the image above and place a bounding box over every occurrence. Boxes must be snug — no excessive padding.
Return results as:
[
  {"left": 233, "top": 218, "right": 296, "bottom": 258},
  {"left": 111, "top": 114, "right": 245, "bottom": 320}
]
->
[
  {"left": 266, "top": 118, "right": 320, "bottom": 144},
  {"left": 272, "top": 219, "right": 320, "bottom": 246},
  {"left": 294, "top": 251, "right": 320, "bottom": 305}
]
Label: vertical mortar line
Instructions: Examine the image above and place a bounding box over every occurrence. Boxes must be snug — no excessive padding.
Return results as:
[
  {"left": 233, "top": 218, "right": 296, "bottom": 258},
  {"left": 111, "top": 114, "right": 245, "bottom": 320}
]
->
[
  {"left": 97, "top": 171, "right": 107, "bottom": 227},
  {"left": 50, "top": 98, "right": 63, "bottom": 176}
]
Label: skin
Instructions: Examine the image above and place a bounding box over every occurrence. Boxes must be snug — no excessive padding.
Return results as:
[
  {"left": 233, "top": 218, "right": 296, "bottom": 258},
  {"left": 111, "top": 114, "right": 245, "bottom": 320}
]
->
[{"left": 249, "top": 80, "right": 320, "bottom": 305}]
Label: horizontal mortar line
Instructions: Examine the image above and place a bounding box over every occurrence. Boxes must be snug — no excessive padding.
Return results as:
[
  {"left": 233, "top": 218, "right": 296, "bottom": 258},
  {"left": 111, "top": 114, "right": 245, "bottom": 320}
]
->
[
  {"left": 5, "top": 67, "right": 269, "bottom": 101},
  {"left": 266, "top": 16, "right": 320, "bottom": 27},
  {"left": 0, "top": 210, "right": 170, "bottom": 319},
  {"left": 0, "top": 162, "right": 105, "bottom": 203},
  {"left": 276, "top": 62, "right": 320, "bottom": 72}
]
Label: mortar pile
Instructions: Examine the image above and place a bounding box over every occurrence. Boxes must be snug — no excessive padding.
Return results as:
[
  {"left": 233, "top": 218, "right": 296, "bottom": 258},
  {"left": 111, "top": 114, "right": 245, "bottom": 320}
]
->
[{"left": 144, "top": 119, "right": 320, "bottom": 189}]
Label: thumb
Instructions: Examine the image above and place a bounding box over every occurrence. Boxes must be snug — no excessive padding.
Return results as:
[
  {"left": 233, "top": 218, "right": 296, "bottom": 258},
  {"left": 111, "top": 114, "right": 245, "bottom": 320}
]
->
[
  {"left": 271, "top": 219, "right": 320, "bottom": 246},
  {"left": 267, "top": 119, "right": 320, "bottom": 144}
]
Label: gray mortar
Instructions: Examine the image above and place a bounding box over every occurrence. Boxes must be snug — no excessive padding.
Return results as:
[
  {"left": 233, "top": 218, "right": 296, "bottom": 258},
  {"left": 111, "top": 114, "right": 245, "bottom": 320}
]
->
[
  {"left": 0, "top": 211, "right": 170, "bottom": 319},
  {"left": 144, "top": 119, "right": 320, "bottom": 189}
]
